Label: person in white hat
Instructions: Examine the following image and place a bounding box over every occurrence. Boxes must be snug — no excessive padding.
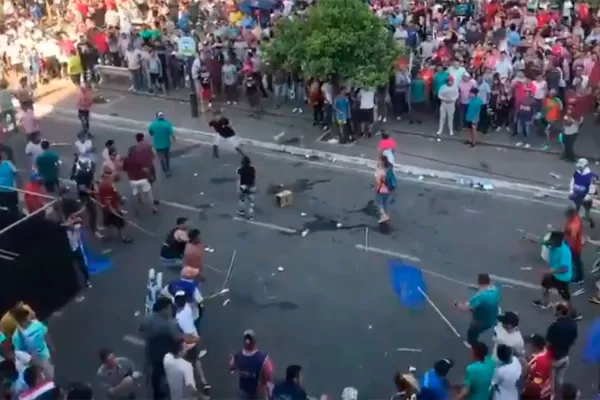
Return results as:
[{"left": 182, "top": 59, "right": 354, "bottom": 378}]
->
[{"left": 569, "top": 157, "right": 596, "bottom": 228}]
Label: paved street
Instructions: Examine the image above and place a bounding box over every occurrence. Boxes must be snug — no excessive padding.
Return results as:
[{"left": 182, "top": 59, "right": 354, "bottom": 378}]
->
[
  {"left": 6, "top": 114, "right": 600, "bottom": 397},
  {"left": 44, "top": 88, "right": 591, "bottom": 192}
]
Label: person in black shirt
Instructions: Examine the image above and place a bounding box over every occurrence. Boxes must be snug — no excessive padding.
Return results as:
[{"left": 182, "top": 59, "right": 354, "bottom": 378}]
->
[
  {"left": 546, "top": 303, "right": 577, "bottom": 394},
  {"left": 208, "top": 112, "right": 245, "bottom": 158},
  {"left": 272, "top": 365, "right": 309, "bottom": 400},
  {"left": 244, "top": 72, "right": 261, "bottom": 113},
  {"left": 237, "top": 156, "right": 256, "bottom": 220}
]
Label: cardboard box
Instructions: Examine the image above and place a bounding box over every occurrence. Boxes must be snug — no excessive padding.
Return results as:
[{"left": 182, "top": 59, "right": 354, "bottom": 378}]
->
[{"left": 276, "top": 190, "right": 293, "bottom": 208}]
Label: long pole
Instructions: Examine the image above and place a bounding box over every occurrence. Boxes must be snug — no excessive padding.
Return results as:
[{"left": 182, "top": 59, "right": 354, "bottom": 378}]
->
[
  {"left": 0, "top": 199, "right": 58, "bottom": 237},
  {"left": 0, "top": 184, "right": 55, "bottom": 200}
]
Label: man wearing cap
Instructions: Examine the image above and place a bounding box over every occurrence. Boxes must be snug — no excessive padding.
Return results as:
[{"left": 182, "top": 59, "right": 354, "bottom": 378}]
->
[
  {"left": 418, "top": 359, "right": 453, "bottom": 400},
  {"left": 569, "top": 158, "right": 596, "bottom": 229},
  {"left": 493, "top": 311, "right": 524, "bottom": 360},
  {"left": 522, "top": 334, "right": 552, "bottom": 400},
  {"left": 229, "top": 330, "right": 274, "bottom": 399},
  {"left": 148, "top": 112, "right": 175, "bottom": 178}
]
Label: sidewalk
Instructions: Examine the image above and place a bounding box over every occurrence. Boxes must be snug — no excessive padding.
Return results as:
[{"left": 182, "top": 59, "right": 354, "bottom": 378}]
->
[
  {"left": 98, "top": 82, "right": 600, "bottom": 161},
  {"left": 45, "top": 90, "right": 586, "bottom": 193}
]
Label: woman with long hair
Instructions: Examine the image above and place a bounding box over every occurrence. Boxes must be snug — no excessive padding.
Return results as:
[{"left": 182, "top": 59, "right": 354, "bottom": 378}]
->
[{"left": 375, "top": 154, "right": 396, "bottom": 224}]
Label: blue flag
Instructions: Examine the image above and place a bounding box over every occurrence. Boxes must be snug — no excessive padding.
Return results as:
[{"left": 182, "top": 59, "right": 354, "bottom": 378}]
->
[
  {"left": 388, "top": 260, "right": 427, "bottom": 309},
  {"left": 583, "top": 318, "right": 600, "bottom": 364},
  {"left": 79, "top": 230, "right": 112, "bottom": 276}
]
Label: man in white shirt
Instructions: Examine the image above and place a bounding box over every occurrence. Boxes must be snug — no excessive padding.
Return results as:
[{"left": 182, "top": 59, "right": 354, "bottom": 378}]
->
[
  {"left": 491, "top": 344, "right": 522, "bottom": 400},
  {"left": 493, "top": 311, "right": 525, "bottom": 360},
  {"left": 358, "top": 88, "right": 375, "bottom": 137},
  {"left": 163, "top": 339, "right": 197, "bottom": 400},
  {"left": 125, "top": 45, "right": 143, "bottom": 91},
  {"left": 494, "top": 51, "right": 513, "bottom": 81}
]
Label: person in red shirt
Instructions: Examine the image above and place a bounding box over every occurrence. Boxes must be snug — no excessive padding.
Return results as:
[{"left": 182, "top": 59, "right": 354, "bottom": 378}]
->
[
  {"left": 122, "top": 145, "right": 158, "bottom": 215},
  {"left": 77, "top": 83, "right": 94, "bottom": 134},
  {"left": 522, "top": 334, "right": 552, "bottom": 400},
  {"left": 23, "top": 174, "right": 46, "bottom": 214},
  {"left": 97, "top": 166, "right": 131, "bottom": 242}
]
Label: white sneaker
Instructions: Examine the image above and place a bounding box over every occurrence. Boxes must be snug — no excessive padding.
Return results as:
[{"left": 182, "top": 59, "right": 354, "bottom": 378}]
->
[
  {"left": 233, "top": 101, "right": 237, "bottom": 105},
  {"left": 383, "top": 118, "right": 387, "bottom": 123},
  {"left": 435, "top": 131, "right": 442, "bottom": 136},
  {"left": 524, "top": 144, "right": 531, "bottom": 149},
  {"left": 396, "top": 116, "right": 402, "bottom": 121},
  {"left": 516, "top": 142, "right": 523, "bottom": 147},
  {"left": 227, "top": 101, "right": 231, "bottom": 105},
  {"left": 298, "top": 109, "right": 303, "bottom": 114},
  {"left": 449, "top": 132, "right": 455, "bottom": 136},
  {"left": 292, "top": 108, "right": 298, "bottom": 113}
]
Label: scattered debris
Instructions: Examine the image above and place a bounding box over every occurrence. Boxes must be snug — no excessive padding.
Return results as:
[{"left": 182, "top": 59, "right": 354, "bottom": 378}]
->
[
  {"left": 547, "top": 224, "right": 553, "bottom": 230},
  {"left": 101, "top": 249, "right": 113, "bottom": 254},
  {"left": 417, "top": 175, "right": 424, "bottom": 181},
  {"left": 223, "top": 299, "right": 231, "bottom": 306},
  {"left": 204, "top": 247, "right": 215, "bottom": 253},
  {"left": 520, "top": 266, "right": 533, "bottom": 271},
  {"left": 572, "top": 288, "right": 585, "bottom": 297},
  {"left": 327, "top": 138, "right": 339, "bottom": 144},
  {"left": 134, "top": 311, "right": 141, "bottom": 316},
  {"left": 198, "top": 349, "right": 208, "bottom": 358},
  {"left": 436, "top": 138, "right": 441, "bottom": 142},
  {"left": 336, "top": 222, "right": 343, "bottom": 228},
  {"left": 368, "top": 325, "right": 373, "bottom": 329},
  {"left": 277, "top": 266, "right": 284, "bottom": 272},
  {"left": 533, "top": 192, "right": 549, "bottom": 199},
  {"left": 301, "top": 229, "right": 309, "bottom": 237},
  {"left": 549, "top": 172, "right": 561, "bottom": 179},
  {"left": 193, "top": 173, "right": 198, "bottom": 177},
  {"left": 396, "top": 348, "right": 423, "bottom": 353},
  {"left": 75, "top": 295, "right": 85, "bottom": 303},
  {"left": 409, "top": 366, "right": 417, "bottom": 373},
  {"left": 301, "top": 212, "right": 307, "bottom": 217},
  {"left": 199, "top": 192, "right": 204, "bottom": 195},
  {"left": 273, "top": 131, "right": 286, "bottom": 141},
  {"left": 271, "top": 272, "right": 276, "bottom": 276}
]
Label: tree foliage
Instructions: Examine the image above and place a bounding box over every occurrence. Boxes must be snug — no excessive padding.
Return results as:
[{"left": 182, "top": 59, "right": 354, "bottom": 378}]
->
[{"left": 264, "top": 0, "right": 400, "bottom": 88}]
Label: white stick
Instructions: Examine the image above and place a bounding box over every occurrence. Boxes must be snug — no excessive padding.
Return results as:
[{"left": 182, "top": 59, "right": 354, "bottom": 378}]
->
[
  {"left": 0, "top": 200, "right": 57, "bottom": 237},
  {"left": 364, "top": 227, "right": 369, "bottom": 251},
  {"left": 200, "top": 288, "right": 230, "bottom": 303},
  {"left": 0, "top": 184, "right": 55, "bottom": 200},
  {"left": 222, "top": 250, "right": 237, "bottom": 290},
  {"left": 418, "top": 287, "right": 469, "bottom": 348}
]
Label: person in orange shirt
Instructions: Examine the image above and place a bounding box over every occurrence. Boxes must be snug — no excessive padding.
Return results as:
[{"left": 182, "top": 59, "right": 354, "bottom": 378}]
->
[
  {"left": 564, "top": 207, "right": 584, "bottom": 289},
  {"left": 542, "top": 89, "right": 563, "bottom": 149}
]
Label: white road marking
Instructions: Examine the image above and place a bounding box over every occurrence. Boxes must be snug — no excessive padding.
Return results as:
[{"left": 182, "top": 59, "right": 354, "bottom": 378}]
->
[
  {"left": 463, "top": 208, "right": 481, "bottom": 214},
  {"left": 396, "top": 348, "right": 423, "bottom": 352},
  {"left": 356, "top": 244, "right": 532, "bottom": 290},
  {"left": 48, "top": 115, "right": 586, "bottom": 211},
  {"left": 123, "top": 335, "right": 145, "bottom": 346},
  {"left": 354, "top": 244, "right": 421, "bottom": 262},
  {"left": 160, "top": 200, "right": 207, "bottom": 212},
  {"left": 233, "top": 216, "right": 297, "bottom": 234},
  {"left": 419, "top": 287, "right": 470, "bottom": 348}
]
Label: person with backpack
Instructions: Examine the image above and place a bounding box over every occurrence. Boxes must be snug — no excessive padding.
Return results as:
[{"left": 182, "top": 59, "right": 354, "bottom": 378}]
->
[{"left": 375, "top": 154, "right": 396, "bottom": 224}]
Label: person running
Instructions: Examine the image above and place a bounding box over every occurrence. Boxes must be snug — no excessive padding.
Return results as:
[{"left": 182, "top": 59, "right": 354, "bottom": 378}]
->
[
  {"left": 160, "top": 217, "right": 189, "bottom": 269},
  {"left": 97, "top": 166, "right": 131, "bottom": 243},
  {"left": 208, "top": 111, "right": 244, "bottom": 158},
  {"left": 237, "top": 156, "right": 256, "bottom": 220},
  {"left": 122, "top": 145, "right": 158, "bottom": 215},
  {"left": 229, "top": 330, "right": 274, "bottom": 399},
  {"left": 374, "top": 154, "right": 396, "bottom": 224},
  {"left": 148, "top": 111, "right": 175, "bottom": 178},
  {"left": 563, "top": 207, "right": 584, "bottom": 290},
  {"left": 455, "top": 273, "right": 500, "bottom": 346},
  {"left": 77, "top": 83, "right": 93, "bottom": 135},
  {"left": 569, "top": 158, "right": 596, "bottom": 229},
  {"left": 533, "top": 231, "right": 581, "bottom": 319}
]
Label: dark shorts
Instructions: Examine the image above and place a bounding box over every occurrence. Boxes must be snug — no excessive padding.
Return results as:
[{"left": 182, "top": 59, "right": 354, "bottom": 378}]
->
[
  {"left": 541, "top": 274, "right": 570, "bottom": 300},
  {"left": 465, "top": 121, "right": 477, "bottom": 129},
  {"left": 359, "top": 108, "right": 374, "bottom": 124},
  {"left": 103, "top": 209, "right": 125, "bottom": 229}
]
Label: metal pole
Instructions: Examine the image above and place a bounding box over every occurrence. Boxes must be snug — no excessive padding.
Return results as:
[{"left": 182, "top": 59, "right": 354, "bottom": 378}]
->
[
  {"left": 0, "top": 199, "right": 58, "bottom": 237},
  {"left": 0, "top": 184, "right": 55, "bottom": 200}
]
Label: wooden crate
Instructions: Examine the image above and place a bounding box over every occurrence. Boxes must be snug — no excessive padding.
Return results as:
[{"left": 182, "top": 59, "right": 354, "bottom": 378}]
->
[{"left": 275, "top": 190, "right": 293, "bottom": 208}]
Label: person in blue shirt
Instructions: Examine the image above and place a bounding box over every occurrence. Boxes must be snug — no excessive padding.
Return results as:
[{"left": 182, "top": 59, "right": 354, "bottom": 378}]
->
[
  {"left": 507, "top": 24, "right": 521, "bottom": 48},
  {"left": 465, "top": 88, "right": 484, "bottom": 148},
  {"left": 419, "top": 359, "right": 454, "bottom": 400},
  {"left": 148, "top": 111, "right": 175, "bottom": 177},
  {"left": 456, "top": 273, "right": 500, "bottom": 345},
  {"left": 0, "top": 150, "right": 19, "bottom": 214},
  {"left": 534, "top": 231, "right": 581, "bottom": 319},
  {"left": 333, "top": 91, "right": 351, "bottom": 143},
  {"left": 272, "top": 364, "right": 309, "bottom": 400},
  {"left": 409, "top": 74, "right": 426, "bottom": 124}
]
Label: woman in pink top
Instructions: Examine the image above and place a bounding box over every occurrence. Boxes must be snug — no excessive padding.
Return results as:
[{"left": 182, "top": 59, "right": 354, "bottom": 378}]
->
[{"left": 374, "top": 154, "right": 394, "bottom": 223}]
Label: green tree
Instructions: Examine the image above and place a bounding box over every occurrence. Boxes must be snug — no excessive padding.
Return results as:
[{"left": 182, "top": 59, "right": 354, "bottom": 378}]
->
[{"left": 264, "top": 0, "right": 400, "bottom": 88}]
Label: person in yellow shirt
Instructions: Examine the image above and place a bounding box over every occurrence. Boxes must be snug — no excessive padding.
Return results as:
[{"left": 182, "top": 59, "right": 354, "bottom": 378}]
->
[
  {"left": 68, "top": 50, "right": 83, "bottom": 86},
  {"left": 0, "top": 302, "right": 35, "bottom": 337}
]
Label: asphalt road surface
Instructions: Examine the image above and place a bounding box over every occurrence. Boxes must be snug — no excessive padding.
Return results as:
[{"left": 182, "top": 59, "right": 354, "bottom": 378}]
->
[{"left": 7, "top": 116, "right": 600, "bottom": 398}]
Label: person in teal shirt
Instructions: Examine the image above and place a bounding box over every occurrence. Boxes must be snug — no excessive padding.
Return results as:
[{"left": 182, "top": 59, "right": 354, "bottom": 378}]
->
[
  {"left": 11, "top": 307, "right": 53, "bottom": 380},
  {"left": 465, "top": 88, "right": 484, "bottom": 147},
  {"left": 148, "top": 111, "right": 175, "bottom": 177},
  {"left": 456, "top": 273, "right": 500, "bottom": 345},
  {"left": 459, "top": 341, "right": 495, "bottom": 400},
  {"left": 433, "top": 66, "right": 449, "bottom": 98},
  {"left": 0, "top": 151, "right": 18, "bottom": 213},
  {"left": 534, "top": 231, "right": 577, "bottom": 315},
  {"left": 35, "top": 140, "right": 60, "bottom": 193},
  {"left": 409, "top": 75, "right": 426, "bottom": 124}
]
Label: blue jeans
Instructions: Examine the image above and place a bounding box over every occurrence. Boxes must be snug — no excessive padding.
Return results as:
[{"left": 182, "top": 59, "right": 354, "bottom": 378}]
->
[
  {"left": 130, "top": 68, "right": 144, "bottom": 91},
  {"left": 377, "top": 193, "right": 392, "bottom": 212},
  {"left": 467, "top": 320, "right": 491, "bottom": 345},
  {"left": 516, "top": 117, "right": 532, "bottom": 138}
]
